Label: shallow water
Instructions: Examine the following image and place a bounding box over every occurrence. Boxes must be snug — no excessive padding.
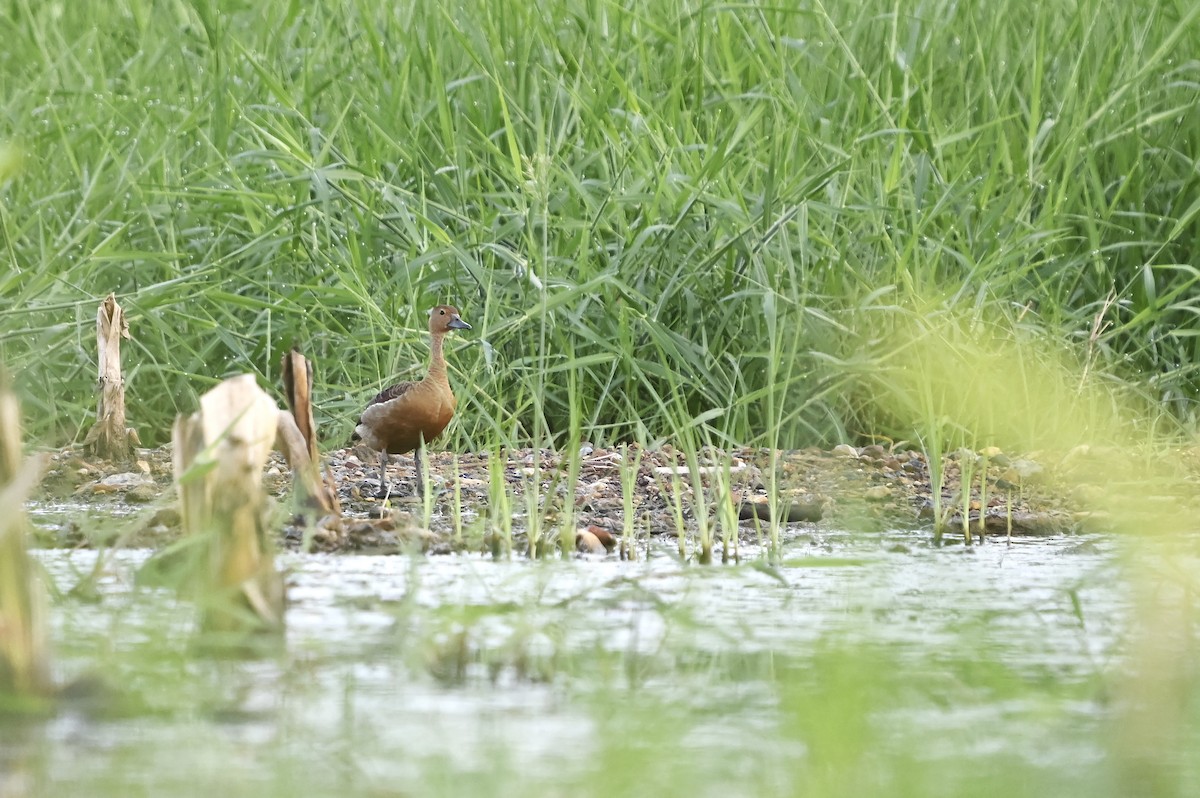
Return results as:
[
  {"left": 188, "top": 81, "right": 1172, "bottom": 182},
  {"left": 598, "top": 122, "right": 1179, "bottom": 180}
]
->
[{"left": 5, "top": 530, "right": 1146, "bottom": 796}]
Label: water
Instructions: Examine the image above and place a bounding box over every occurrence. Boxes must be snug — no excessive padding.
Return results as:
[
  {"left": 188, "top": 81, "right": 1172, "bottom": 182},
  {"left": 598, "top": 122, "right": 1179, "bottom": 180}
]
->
[{"left": 3, "top": 530, "right": 1147, "bottom": 796}]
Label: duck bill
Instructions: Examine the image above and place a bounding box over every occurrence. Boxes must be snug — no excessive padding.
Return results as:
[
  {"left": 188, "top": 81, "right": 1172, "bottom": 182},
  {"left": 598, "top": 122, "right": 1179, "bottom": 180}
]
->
[{"left": 448, "top": 317, "right": 471, "bottom": 330}]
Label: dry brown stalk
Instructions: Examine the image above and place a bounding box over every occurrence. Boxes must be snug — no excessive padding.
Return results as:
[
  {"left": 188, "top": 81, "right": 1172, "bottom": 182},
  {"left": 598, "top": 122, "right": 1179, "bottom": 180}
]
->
[
  {"left": 83, "top": 293, "right": 139, "bottom": 460},
  {"left": 279, "top": 349, "right": 340, "bottom": 517},
  {"left": 173, "top": 374, "right": 286, "bottom": 636}
]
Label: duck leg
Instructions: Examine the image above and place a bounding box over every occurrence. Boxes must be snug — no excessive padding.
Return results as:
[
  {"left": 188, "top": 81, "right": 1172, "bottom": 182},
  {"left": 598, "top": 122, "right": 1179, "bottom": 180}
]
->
[
  {"left": 414, "top": 447, "right": 426, "bottom": 499},
  {"left": 376, "top": 451, "right": 391, "bottom": 500}
]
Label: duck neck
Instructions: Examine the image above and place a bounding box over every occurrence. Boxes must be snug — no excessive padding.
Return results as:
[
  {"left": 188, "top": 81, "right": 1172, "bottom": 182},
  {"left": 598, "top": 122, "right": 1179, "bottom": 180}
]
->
[{"left": 425, "top": 332, "right": 450, "bottom": 385}]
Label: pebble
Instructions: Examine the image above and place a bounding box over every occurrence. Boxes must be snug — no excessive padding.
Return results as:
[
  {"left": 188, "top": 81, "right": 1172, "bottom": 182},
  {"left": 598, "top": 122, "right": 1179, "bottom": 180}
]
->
[
  {"left": 96, "top": 472, "right": 154, "bottom": 490},
  {"left": 584, "top": 525, "right": 617, "bottom": 552},
  {"left": 1010, "top": 458, "right": 1044, "bottom": 480},
  {"left": 831, "top": 444, "right": 858, "bottom": 458},
  {"left": 125, "top": 484, "right": 157, "bottom": 503},
  {"left": 864, "top": 485, "right": 891, "bottom": 501},
  {"left": 575, "top": 530, "right": 607, "bottom": 555},
  {"left": 860, "top": 444, "right": 886, "bottom": 461}
]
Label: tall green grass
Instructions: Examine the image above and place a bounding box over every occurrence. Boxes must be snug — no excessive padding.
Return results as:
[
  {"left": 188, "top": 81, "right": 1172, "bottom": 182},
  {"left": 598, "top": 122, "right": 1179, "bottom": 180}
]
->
[{"left": 1, "top": 0, "right": 1198, "bottom": 452}]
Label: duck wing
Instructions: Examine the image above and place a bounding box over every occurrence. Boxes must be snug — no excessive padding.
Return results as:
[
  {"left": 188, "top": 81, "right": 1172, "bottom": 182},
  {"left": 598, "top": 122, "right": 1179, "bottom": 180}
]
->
[
  {"left": 364, "top": 380, "right": 417, "bottom": 410},
  {"left": 350, "top": 381, "right": 418, "bottom": 444}
]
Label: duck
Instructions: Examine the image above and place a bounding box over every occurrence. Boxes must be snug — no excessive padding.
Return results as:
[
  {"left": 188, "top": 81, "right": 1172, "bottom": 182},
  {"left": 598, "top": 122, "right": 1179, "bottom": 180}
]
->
[{"left": 352, "top": 305, "right": 471, "bottom": 498}]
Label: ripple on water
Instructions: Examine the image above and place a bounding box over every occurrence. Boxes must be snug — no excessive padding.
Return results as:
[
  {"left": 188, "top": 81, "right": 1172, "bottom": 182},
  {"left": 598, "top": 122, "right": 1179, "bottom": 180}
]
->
[{"left": 23, "top": 530, "right": 1133, "bottom": 795}]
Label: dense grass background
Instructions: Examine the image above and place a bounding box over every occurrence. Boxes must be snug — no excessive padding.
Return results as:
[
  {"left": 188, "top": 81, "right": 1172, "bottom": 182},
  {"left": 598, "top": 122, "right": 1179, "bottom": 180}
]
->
[{"left": 2, "top": 0, "right": 1198, "bottom": 450}]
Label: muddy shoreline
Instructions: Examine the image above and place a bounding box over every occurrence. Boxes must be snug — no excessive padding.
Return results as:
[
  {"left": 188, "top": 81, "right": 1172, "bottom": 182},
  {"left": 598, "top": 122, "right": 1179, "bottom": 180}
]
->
[{"left": 26, "top": 442, "right": 1091, "bottom": 554}]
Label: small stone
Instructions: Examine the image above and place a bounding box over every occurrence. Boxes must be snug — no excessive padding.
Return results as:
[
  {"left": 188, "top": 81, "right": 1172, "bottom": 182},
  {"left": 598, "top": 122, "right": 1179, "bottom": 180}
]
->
[
  {"left": 125, "top": 484, "right": 158, "bottom": 503},
  {"left": 97, "top": 472, "right": 154, "bottom": 490},
  {"left": 584, "top": 525, "right": 617, "bottom": 552},
  {"left": 1011, "top": 458, "right": 1044, "bottom": 480},
  {"left": 979, "top": 446, "right": 1003, "bottom": 458},
  {"left": 575, "top": 530, "right": 607, "bottom": 555},
  {"left": 1064, "top": 444, "right": 1091, "bottom": 461},
  {"left": 860, "top": 444, "right": 886, "bottom": 461},
  {"left": 148, "top": 507, "right": 181, "bottom": 528},
  {"left": 1071, "top": 484, "right": 1105, "bottom": 505},
  {"left": 996, "top": 468, "right": 1021, "bottom": 489},
  {"left": 864, "top": 485, "right": 891, "bottom": 501},
  {"left": 737, "top": 499, "right": 822, "bottom": 523},
  {"left": 135, "top": 459, "right": 151, "bottom": 474},
  {"left": 832, "top": 444, "right": 858, "bottom": 458}
]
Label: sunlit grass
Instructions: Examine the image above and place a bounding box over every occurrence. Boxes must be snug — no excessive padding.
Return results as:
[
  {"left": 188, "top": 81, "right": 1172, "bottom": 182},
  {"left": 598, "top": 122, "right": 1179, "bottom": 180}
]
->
[{"left": 1, "top": 0, "right": 1197, "bottom": 456}]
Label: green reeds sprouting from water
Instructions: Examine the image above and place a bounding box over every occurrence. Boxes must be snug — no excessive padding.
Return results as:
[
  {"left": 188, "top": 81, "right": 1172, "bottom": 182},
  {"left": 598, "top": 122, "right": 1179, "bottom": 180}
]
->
[
  {"left": 957, "top": 450, "right": 975, "bottom": 546},
  {"left": 450, "top": 453, "right": 464, "bottom": 546},
  {"left": 557, "top": 367, "right": 585, "bottom": 559},
  {"left": 619, "top": 444, "right": 643, "bottom": 561},
  {"left": 714, "top": 454, "right": 739, "bottom": 564},
  {"left": 486, "top": 450, "right": 513, "bottom": 560}
]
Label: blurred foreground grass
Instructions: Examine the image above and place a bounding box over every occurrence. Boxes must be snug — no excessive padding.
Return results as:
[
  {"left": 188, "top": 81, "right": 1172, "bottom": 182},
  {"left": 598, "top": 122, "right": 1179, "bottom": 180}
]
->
[{"left": 1, "top": 543, "right": 1193, "bottom": 798}]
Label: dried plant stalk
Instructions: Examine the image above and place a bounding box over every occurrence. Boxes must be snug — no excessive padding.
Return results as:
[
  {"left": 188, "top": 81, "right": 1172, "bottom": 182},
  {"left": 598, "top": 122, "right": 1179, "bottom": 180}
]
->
[
  {"left": 83, "top": 293, "right": 138, "bottom": 460},
  {"left": 279, "top": 349, "right": 340, "bottom": 516},
  {"left": 173, "top": 374, "right": 285, "bottom": 637}
]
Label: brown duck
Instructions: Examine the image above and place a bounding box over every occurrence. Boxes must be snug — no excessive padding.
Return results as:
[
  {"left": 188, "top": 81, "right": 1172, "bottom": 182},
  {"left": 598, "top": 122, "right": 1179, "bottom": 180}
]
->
[{"left": 352, "top": 305, "right": 471, "bottom": 497}]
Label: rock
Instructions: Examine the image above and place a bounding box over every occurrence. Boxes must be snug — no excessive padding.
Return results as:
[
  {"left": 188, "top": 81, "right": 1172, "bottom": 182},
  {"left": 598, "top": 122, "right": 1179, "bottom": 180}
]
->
[
  {"left": 575, "top": 530, "right": 607, "bottom": 555},
  {"left": 583, "top": 525, "right": 617, "bottom": 552},
  {"left": 101, "top": 472, "right": 153, "bottom": 488},
  {"left": 88, "top": 472, "right": 155, "bottom": 494},
  {"left": 1010, "top": 458, "right": 1044, "bottom": 480},
  {"left": 979, "top": 446, "right": 1003, "bottom": 458},
  {"left": 1071, "top": 484, "right": 1105, "bottom": 505},
  {"left": 955, "top": 510, "right": 1074, "bottom": 536},
  {"left": 831, "top": 444, "right": 858, "bottom": 458},
  {"left": 1063, "top": 444, "right": 1091, "bottom": 462},
  {"left": 860, "top": 444, "right": 887, "bottom": 461},
  {"left": 125, "top": 484, "right": 158, "bottom": 503},
  {"left": 148, "top": 507, "right": 181, "bottom": 528},
  {"left": 737, "top": 499, "right": 823, "bottom": 523},
  {"left": 996, "top": 468, "right": 1021, "bottom": 489},
  {"left": 864, "top": 485, "right": 891, "bottom": 501}
]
